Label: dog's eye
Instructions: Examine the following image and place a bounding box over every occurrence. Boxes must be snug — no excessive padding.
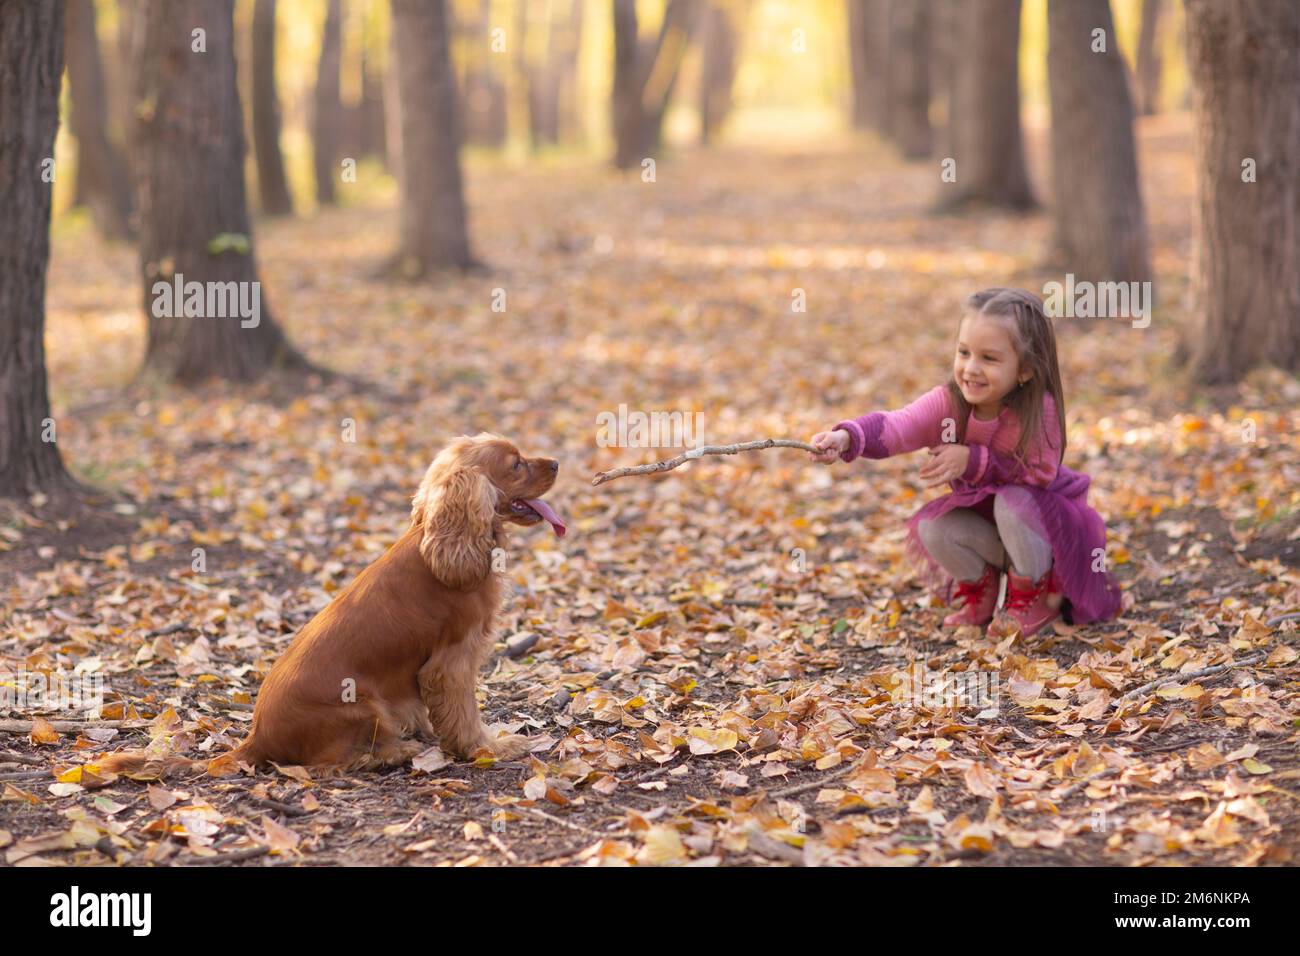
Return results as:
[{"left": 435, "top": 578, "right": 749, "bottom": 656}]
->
[{"left": 513, "top": 459, "right": 522, "bottom": 471}]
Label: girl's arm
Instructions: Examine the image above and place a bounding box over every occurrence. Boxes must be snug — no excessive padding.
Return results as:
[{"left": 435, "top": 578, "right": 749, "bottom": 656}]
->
[
  {"left": 959, "top": 393, "right": 1063, "bottom": 488},
  {"left": 834, "top": 386, "right": 951, "bottom": 463}
]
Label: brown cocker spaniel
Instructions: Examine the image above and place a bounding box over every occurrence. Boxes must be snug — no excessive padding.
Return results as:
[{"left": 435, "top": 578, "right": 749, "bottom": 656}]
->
[{"left": 96, "top": 434, "right": 565, "bottom": 777}]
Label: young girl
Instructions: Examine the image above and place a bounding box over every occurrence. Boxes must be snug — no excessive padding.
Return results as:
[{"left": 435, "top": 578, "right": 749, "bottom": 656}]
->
[{"left": 810, "top": 288, "right": 1121, "bottom": 636}]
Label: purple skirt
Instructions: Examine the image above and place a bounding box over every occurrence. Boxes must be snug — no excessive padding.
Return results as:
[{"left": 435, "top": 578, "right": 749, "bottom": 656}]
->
[{"left": 904, "top": 465, "right": 1122, "bottom": 625}]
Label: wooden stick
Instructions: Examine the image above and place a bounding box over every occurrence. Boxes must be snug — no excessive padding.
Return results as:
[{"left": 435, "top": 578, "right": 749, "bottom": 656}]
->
[
  {"left": 592, "top": 439, "right": 821, "bottom": 486},
  {"left": 1116, "top": 653, "right": 1265, "bottom": 704},
  {"left": 0, "top": 719, "right": 152, "bottom": 734}
]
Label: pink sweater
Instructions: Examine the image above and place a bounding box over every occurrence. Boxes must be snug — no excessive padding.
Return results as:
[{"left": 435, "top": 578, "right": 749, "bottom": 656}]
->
[{"left": 834, "top": 385, "right": 1063, "bottom": 487}]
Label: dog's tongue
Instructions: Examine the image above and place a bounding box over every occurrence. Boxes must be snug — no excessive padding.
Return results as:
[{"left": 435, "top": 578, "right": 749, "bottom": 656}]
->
[{"left": 523, "top": 498, "right": 566, "bottom": 537}]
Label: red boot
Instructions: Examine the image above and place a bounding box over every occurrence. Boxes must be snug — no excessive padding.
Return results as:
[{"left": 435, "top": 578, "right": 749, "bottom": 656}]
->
[
  {"left": 943, "top": 564, "right": 1000, "bottom": 627},
  {"left": 1000, "top": 568, "right": 1062, "bottom": 637}
]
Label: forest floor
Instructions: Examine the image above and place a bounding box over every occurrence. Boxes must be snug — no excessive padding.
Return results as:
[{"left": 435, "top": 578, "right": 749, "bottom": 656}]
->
[{"left": 2, "top": 114, "right": 1298, "bottom": 867}]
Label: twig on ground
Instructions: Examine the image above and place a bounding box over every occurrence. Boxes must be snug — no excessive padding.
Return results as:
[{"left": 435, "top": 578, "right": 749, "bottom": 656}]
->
[
  {"left": 0, "top": 719, "right": 152, "bottom": 734},
  {"left": 1049, "top": 770, "right": 1116, "bottom": 802},
  {"left": 488, "top": 832, "right": 519, "bottom": 863},
  {"left": 592, "top": 439, "right": 820, "bottom": 486},
  {"left": 248, "top": 796, "right": 313, "bottom": 818},
  {"left": 0, "top": 769, "right": 49, "bottom": 782},
  {"left": 186, "top": 845, "right": 271, "bottom": 866},
  {"left": 0, "top": 751, "right": 44, "bottom": 765},
  {"left": 1116, "top": 653, "right": 1266, "bottom": 704},
  {"left": 771, "top": 764, "right": 855, "bottom": 798},
  {"left": 519, "top": 804, "right": 625, "bottom": 838}
]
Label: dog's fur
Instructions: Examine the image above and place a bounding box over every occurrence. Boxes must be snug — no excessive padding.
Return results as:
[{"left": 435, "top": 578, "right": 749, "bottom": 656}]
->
[{"left": 96, "top": 434, "right": 559, "bottom": 777}]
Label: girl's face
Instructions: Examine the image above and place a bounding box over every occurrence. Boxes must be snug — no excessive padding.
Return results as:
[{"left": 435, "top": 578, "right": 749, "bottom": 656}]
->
[{"left": 954, "top": 313, "right": 1026, "bottom": 412}]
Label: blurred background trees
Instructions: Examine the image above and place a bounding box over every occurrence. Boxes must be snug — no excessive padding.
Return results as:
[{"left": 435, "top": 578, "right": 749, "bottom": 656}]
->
[{"left": 3, "top": 0, "right": 1296, "bottom": 496}]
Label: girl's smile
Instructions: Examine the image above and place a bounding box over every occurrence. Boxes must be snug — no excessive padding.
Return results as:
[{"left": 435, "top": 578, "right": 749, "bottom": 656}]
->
[{"left": 954, "top": 314, "right": 1027, "bottom": 418}]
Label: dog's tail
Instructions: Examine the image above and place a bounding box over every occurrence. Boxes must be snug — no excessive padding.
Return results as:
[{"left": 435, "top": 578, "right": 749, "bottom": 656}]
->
[{"left": 92, "top": 737, "right": 263, "bottom": 779}]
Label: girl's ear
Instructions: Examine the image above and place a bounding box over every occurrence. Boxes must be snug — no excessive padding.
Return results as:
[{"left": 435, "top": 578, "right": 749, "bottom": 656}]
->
[{"left": 411, "top": 466, "right": 498, "bottom": 589}]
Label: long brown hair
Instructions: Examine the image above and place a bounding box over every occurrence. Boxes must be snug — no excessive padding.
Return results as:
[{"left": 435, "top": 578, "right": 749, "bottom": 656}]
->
[{"left": 945, "top": 288, "right": 1067, "bottom": 465}]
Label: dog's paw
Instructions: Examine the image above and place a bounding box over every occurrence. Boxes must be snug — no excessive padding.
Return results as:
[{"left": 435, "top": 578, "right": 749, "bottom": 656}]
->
[{"left": 484, "top": 733, "right": 534, "bottom": 760}]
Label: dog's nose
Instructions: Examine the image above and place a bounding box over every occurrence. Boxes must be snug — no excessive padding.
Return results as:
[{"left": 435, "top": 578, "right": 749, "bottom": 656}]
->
[{"left": 547, "top": 460, "right": 559, "bottom": 473}]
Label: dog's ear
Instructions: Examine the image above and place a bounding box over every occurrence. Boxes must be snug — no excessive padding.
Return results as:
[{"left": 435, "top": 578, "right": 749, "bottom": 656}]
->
[{"left": 412, "top": 463, "right": 498, "bottom": 589}]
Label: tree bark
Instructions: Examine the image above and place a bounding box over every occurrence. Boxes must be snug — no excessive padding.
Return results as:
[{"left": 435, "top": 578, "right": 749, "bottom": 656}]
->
[
  {"left": 133, "top": 0, "right": 308, "bottom": 384},
  {"left": 1047, "top": 0, "right": 1150, "bottom": 284},
  {"left": 557, "top": 0, "right": 586, "bottom": 143},
  {"left": 846, "top": 0, "right": 872, "bottom": 130},
  {"left": 887, "top": 0, "right": 931, "bottom": 158},
  {"left": 938, "top": 0, "right": 1035, "bottom": 210},
  {"left": 1135, "top": 0, "right": 1163, "bottom": 115},
  {"left": 250, "top": 0, "right": 294, "bottom": 215},
  {"left": 928, "top": 0, "right": 957, "bottom": 163},
  {"left": 313, "top": 0, "right": 343, "bottom": 206},
  {"left": 847, "top": 0, "right": 890, "bottom": 134},
  {"left": 698, "top": 2, "right": 738, "bottom": 146},
  {"left": 612, "top": 0, "right": 696, "bottom": 170},
  {"left": 460, "top": 0, "right": 506, "bottom": 149},
  {"left": 1184, "top": 0, "right": 1300, "bottom": 382},
  {"left": 65, "top": 0, "right": 134, "bottom": 239},
  {"left": 389, "top": 0, "right": 474, "bottom": 274},
  {"left": 520, "top": 1, "right": 582, "bottom": 148},
  {"left": 358, "top": 44, "right": 387, "bottom": 162},
  {"left": 0, "top": 0, "right": 73, "bottom": 496}
]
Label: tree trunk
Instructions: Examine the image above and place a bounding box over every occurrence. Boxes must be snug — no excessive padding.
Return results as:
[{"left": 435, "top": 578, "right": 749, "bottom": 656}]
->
[
  {"left": 928, "top": 0, "right": 957, "bottom": 163},
  {"left": 250, "top": 0, "right": 294, "bottom": 215},
  {"left": 133, "top": 0, "right": 308, "bottom": 384},
  {"left": 557, "top": 0, "right": 586, "bottom": 143},
  {"left": 389, "top": 0, "right": 473, "bottom": 274},
  {"left": 520, "top": 0, "right": 582, "bottom": 147},
  {"left": 611, "top": 0, "right": 695, "bottom": 170},
  {"left": 699, "top": 2, "right": 737, "bottom": 146},
  {"left": 887, "top": 0, "right": 932, "bottom": 158},
  {"left": 1135, "top": 0, "right": 1163, "bottom": 115},
  {"left": 1047, "top": 0, "right": 1150, "bottom": 284},
  {"left": 1184, "top": 0, "right": 1300, "bottom": 382},
  {"left": 109, "top": 0, "right": 139, "bottom": 155},
  {"left": 460, "top": 0, "right": 507, "bottom": 148},
  {"left": 65, "top": 0, "right": 134, "bottom": 239},
  {"left": 359, "top": 44, "right": 387, "bottom": 162},
  {"left": 846, "top": 0, "right": 872, "bottom": 129},
  {"left": 847, "top": 0, "right": 890, "bottom": 134},
  {"left": 939, "top": 0, "right": 1035, "bottom": 209},
  {"left": 0, "top": 0, "right": 73, "bottom": 496},
  {"left": 313, "top": 0, "right": 343, "bottom": 206}
]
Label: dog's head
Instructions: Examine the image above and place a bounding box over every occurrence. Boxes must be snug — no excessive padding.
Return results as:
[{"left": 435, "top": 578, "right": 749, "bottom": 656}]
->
[{"left": 411, "top": 433, "right": 564, "bottom": 589}]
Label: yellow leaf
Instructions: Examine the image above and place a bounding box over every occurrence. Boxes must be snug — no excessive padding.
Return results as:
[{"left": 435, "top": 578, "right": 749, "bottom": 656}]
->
[
  {"left": 957, "top": 824, "right": 995, "bottom": 853},
  {"left": 1156, "top": 683, "right": 1205, "bottom": 700},
  {"left": 687, "top": 728, "right": 739, "bottom": 755},
  {"left": 636, "top": 825, "right": 687, "bottom": 865}
]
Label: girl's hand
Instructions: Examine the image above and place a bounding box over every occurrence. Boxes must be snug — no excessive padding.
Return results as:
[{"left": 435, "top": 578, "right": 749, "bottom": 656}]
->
[
  {"left": 809, "top": 429, "right": 849, "bottom": 464},
  {"left": 919, "top": 444, "right": 970, "bottom": 487}
]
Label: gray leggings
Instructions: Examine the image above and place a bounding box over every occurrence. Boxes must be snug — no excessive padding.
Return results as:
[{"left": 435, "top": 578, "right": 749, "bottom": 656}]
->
[{"left": 917, "top": 488, "right": 1053, "bottom": 582}]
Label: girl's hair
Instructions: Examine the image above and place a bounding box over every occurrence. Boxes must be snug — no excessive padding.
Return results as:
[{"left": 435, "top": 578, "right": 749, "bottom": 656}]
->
[{"left": 945, "top": 288, "right": 1067, "bottom": 465}]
